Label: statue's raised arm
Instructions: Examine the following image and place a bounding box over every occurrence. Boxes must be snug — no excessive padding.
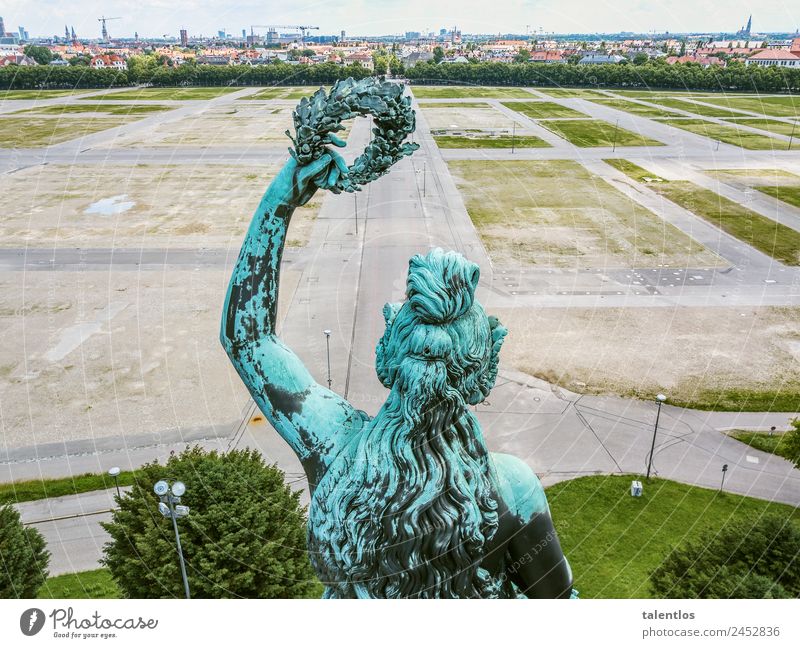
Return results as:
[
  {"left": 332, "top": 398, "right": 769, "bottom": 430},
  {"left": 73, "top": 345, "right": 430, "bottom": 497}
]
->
[{"left": 220, "top": 78, "right": 418, "bottom": 484}]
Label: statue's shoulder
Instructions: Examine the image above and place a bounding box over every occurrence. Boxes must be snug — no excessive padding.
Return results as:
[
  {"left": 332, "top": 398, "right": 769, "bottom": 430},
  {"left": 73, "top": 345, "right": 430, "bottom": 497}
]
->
[{"left": 491, "top": 453, "right": 548, "bottom": 524}]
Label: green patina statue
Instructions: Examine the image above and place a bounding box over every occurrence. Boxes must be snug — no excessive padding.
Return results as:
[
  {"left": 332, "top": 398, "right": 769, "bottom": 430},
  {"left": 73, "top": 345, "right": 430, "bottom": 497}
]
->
[{"left": 221, "top": 77, "right": 574, "bottom": 598}]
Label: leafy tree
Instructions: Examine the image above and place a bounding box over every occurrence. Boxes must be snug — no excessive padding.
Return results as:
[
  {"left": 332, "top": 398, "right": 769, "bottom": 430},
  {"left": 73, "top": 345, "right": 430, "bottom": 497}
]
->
[
  {"left": 68, "top": 54, "right": 92, "bottom": 67},
  {"left": 0, "top": 504, "right": 50, "bottom": 597},
  {"left": 433, "top": 46, "right": 445, "bottom": 63},
  {"left": 23, "top": 45, "right": 53, "bottom": 65},
  {"left": 633, "top": 53, "right": 649, "bottom": 65},
  {"left": 513, "top": 48, "right": 531, "bottom": 64},
  {"left": 101, "top": 446, "right": 320, "bottom": 599},
  {"left": 781, "top": 418, "right": 800, "bottom": 468},
  {"left": 650, "top": 514, "right": 800, "bottom": 598}
]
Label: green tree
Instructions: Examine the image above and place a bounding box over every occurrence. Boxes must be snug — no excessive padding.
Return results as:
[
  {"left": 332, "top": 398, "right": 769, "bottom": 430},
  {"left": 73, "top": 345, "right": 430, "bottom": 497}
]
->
[
  {"left": 513, "top": 48, "right": 531, "bottom": 63},
  {"left": 0, "top": 504, "right": 50, "bottom": 597},
  {"left": 68, "top": 54, "right": 92, "bottom": 66},
  {"left": 651, "top": 514, "right": 800, "bottom": 598},
  {"left": 782, "top": 418, "right": 800, "bottom": 468},
  {"left": 101, "top": 446, "right": 320, "bottom": 598},
  {"left": 23, "top": 45, "right": 53, "bottom": 65},
  {"left": 433, "top": 46, "right": 445, "bottom": 63},
  {"left": 633, "top": 53, "right": 649, "bottom": 65}
]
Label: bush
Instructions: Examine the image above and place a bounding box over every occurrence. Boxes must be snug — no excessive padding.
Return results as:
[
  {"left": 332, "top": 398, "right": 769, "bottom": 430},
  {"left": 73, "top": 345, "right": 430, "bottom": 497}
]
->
[
  {"left": 651, "top": 514, "right": 800, "bottom": 598},
  {"left": 0, "top": 504, "right": 50, "bottom": 597},
  {"left": 101, "top": 446, "right": 321, "bottom": 598},
  {"left": 783, "top": 419, "right": 800, "bottom": 468}
]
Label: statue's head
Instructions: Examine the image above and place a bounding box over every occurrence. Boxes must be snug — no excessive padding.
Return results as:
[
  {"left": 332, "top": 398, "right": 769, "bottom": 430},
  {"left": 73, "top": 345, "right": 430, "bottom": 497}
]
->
[
  {"left": 312, "top": 249, "right": 508, "bottom": 598},
  {"left": 375, "top": 248, "right": 507, "bottom": 419}
]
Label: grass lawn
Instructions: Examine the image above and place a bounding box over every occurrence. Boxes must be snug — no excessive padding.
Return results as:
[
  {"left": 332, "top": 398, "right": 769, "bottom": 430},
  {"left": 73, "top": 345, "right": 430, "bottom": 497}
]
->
[
  {"left": 0, "top": 470, "right": 136, "bottom": 505},
  {"left": 19, "top": 103, "right": 175, "bottom": 116},
  {"left": 503, "top": 100, "right": 588, "bottom": 119},
  {"left": 38, "top": 568, "right": 122, "bottom": 599},
  {"left": 86, "top": 87, "right": 240, "bottom": 101},
  {"left": 447, "top": 159, "right": 716, "bottom": 269},
  {"left": 756, "top": 185, "right": 800, "bottom": 209},
  {"left": 588, "top": 97, "right": 679, "bottom": 118},
  {"left": 729, "top": 430, "right": 799, "bottom": 463},
  {"left": 723, "top": 117, "right": 799, "bottom": 138},
  {"left": 645, "top": 97, "right": 745, "bottom": 118},
  {"left": 547, "top": 475, "right": 800, "bottom": 598},
  {"left": 696, "top": 95, "right": 800, "bottom": 119},
  {"left": 610, "top": 160, "right": 800, "bottom": 266},
  {"left": 411, "top": 86, "right": 534, "bottom": 99},
  {"left": 0, "top": 117, "right": 129, "bottom": 147},
  {"left": 433, "top": 134, "right": 550, "bottom": 148},
  {"left": 0, "top": 89, "right": 93, "bottom": 100},
  {"left": 540, "top": 119, "right": 663, "bottom": 147},
  {"left": 417, "top": 101, "right": 488, "bottom": 108},
  {"left": 603, "top": 158, "right": 667, "bottom": 183},
  {"left": 660, "top": 118, "right": 784, "bottom": 150},
  {"left": 241, "top": 86, "right": 326, "bottom": 100},
  {"left": 538, "top": 88, "right": 608, "bottom": 98}
]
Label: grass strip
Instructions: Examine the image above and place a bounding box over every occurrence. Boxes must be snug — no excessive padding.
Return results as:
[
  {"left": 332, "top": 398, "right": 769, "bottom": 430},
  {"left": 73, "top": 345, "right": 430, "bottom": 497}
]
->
[{"left": 548, "top": 475, "right": 800, "bottom": 598}]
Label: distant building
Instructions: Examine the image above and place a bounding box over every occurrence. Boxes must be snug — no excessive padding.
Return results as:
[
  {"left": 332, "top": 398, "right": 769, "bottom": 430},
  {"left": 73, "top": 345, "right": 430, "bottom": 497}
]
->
[
  {"left": 578, "top": 54, "right": 625, "bottom": 64},
  {"left": 0, "top": 53, "right": 36, "bottom": 66},
  {"left": 217, "top": 30, "right": 225, "bottom": 39},
  {"left": 736, "top": 15, "right": 752, "bottom": 39},
  {"left": 405, "top": 31, "right": 421, "bottom": 40},
  {"left": 342, "top": 52, "right": 374, "bottom": 70},
  {"left": 746, "top": 38, "right": 800, "bottom": 67},
  {"left": 0, "top": 16, "right": 5, "bottom": 37},
  {"left": 180, "top": 29, "right": 188, "bottom": 47},
  {"left": 530, "top": 50, "right": 567, "bottom": 64},
  {"left": 90, "top": 54, "right": 126, "bottom": 70},
  {"left": 401, "top": 51, "right": 434, "bottom": 66},
  {"left": 17, "top": 26, "right": 28, "bottom": 41},
  {"left": 340, "top": 30, "right": 345, "bottom": 41}
]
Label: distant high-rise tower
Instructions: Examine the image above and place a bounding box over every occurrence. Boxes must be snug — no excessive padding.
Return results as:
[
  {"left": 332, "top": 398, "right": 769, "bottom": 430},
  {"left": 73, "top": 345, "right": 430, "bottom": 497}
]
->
[
  {"left": 65, "top": 25, "right": 70, "bottom": 41},
  {"left": 71, "top": 26, "right": 76, "bottom": 42},
  {"left": 340, "top": 30, "right": 346, "bottom": 40},
  {"left": 180, "top": 29, "right": 188, "bottom": 47},
  {"left": 0, "top": 17, "right": 6, "bottom": 37},
  {"left": 745, "top": 15, "right": 752, "bottom": 37},
  {"left": 242, "top": 29, "right": 246, "bottom": 39}
]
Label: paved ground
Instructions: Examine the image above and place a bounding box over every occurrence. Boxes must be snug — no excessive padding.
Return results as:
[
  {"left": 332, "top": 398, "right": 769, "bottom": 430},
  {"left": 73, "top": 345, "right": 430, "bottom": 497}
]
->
[{"left": 1, "top": 84, "right": 799, "bottom": 576}]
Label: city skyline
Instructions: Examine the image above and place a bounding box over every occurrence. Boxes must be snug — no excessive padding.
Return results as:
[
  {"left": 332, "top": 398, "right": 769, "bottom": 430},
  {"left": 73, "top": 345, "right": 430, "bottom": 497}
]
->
[{"left": 3, "top": 0, "right": 799, "bottom": 40}]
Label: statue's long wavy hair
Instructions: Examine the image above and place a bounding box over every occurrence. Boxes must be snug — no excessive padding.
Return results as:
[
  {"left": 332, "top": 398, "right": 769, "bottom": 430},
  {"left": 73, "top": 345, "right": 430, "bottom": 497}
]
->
[{"left": 309, "top": 249, "right": 508, "bottom": 598}]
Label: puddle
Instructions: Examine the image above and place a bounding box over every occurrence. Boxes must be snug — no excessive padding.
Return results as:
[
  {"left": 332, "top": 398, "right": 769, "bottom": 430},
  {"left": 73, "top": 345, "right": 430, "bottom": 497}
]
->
[{"left": 84, "top": 195, "right": 135, "bottom": 216}]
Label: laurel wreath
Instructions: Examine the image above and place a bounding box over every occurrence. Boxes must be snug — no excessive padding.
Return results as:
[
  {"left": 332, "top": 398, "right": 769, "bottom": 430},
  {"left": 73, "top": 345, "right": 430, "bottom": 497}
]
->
[{"left": 286, "top": 77, "right": 419, "bottom": 192}]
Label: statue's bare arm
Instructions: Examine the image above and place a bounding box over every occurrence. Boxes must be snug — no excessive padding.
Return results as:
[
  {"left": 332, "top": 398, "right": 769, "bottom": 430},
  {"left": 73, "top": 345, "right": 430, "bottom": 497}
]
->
[
  {"left": 493, "top": 453, "right": 575, "bottom": 598},
  {"left": 220, "top": 153, "right": 362, "bottom": 476}
]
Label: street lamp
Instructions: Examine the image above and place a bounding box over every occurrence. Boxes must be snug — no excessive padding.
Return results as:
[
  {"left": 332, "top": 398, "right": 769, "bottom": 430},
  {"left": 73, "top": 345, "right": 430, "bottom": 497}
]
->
[
  {"left": 611, "top": 119, "right": 619, "bottom": 153},
  {"left": 107, "top": 466, "right": 121, "bottom": 499},
  {"left": 720, "top": 464, "right": 729, "bottom": 492},
  {"left": 323, "top": 329, "right": 332, "bottom": 389},
  {"left": 645, "top": 393, "right": 667, "bottom": 482},
  {"left": 154, "top": 479, "right": 191, "bottom": 599}
]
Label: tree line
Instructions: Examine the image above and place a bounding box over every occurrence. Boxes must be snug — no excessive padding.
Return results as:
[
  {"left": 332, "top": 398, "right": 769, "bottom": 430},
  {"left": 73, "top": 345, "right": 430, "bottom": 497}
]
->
[
  {"left": 0, "top": 61, "right": 372, "bottom": 90},
  {"left": 1, "top": 57, "right": 797, "bottom": 93},
  {"left": 405, "top": 60, "right": 800, "bottom": 93}
]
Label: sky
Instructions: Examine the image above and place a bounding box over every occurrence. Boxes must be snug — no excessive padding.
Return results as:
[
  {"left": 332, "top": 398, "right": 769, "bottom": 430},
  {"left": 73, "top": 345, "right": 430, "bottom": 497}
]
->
[{"left": 3, "top": 0, "right": 799, "bottom": 39}]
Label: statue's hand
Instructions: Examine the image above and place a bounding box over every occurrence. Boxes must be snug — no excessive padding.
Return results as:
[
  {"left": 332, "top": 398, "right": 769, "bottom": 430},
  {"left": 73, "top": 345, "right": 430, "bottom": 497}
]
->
[{"left": 294, "top": 148, "right": 350, "bottom": 205}]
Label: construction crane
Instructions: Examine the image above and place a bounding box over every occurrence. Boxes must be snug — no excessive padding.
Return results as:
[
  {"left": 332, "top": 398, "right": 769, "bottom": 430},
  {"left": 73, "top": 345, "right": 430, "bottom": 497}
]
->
[
  {"left": 97, "top": 16, "right": 121, "bottom": 41},
  {"left": 249, "top": 24, "right": 319, "bottom": 46}
]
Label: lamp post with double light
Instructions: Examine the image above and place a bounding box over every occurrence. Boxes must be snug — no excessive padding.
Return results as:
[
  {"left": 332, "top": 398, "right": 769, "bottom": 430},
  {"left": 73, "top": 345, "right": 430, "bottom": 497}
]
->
[{"left": 154, "top": 479, "right": 191, "bottom": 599}]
